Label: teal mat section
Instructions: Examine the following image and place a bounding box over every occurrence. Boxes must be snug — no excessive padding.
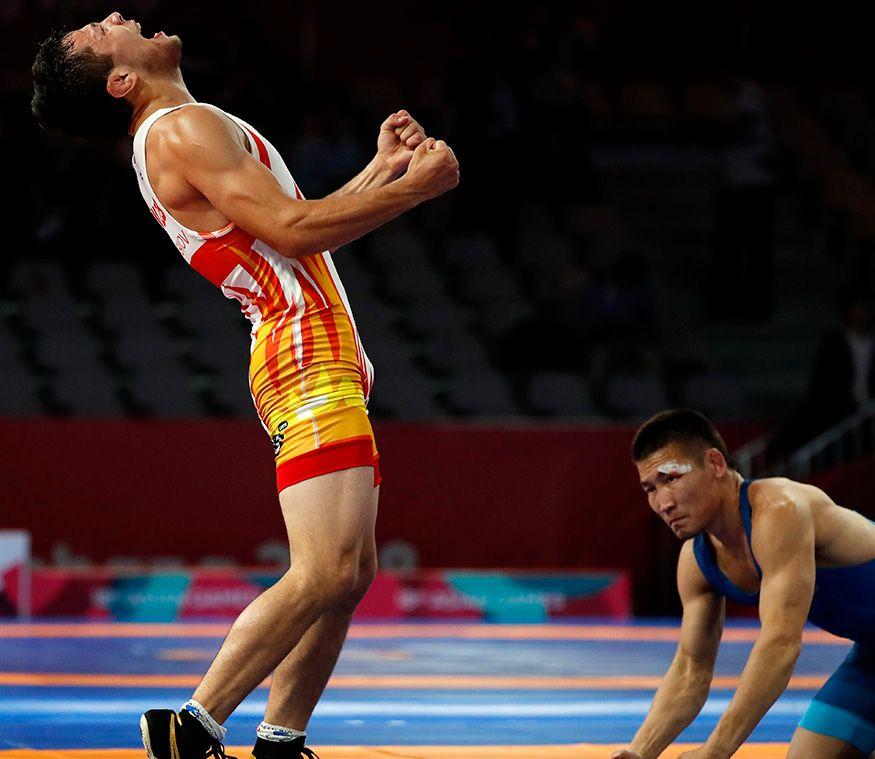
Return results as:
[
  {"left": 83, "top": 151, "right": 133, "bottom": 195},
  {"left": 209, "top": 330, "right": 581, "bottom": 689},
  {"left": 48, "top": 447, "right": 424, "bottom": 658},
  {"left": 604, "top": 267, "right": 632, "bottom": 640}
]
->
[
  {"left": 446, "top": 573, "right": 620, "bottom": 622},
  {"left": 106, "top": 574, "right": 191, "bottom": 621}
]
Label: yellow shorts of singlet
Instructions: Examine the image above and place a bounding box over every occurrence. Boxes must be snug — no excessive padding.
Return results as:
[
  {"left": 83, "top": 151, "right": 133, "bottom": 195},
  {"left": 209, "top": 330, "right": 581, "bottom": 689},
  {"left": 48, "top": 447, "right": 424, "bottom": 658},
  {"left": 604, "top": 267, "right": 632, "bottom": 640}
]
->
[{"left": 248, "top": 314, "right": 380, "bottom": 493}]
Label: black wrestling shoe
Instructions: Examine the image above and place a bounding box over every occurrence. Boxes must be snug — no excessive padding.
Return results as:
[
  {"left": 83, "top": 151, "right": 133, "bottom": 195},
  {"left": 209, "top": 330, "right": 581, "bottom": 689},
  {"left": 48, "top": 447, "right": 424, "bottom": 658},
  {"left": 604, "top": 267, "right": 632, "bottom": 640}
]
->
[
  {"left": 250, "top": 736, "right": 320, "bottom": 758},
  {"left": 140, "top": 709, "right": 237, "bottom": 759}
]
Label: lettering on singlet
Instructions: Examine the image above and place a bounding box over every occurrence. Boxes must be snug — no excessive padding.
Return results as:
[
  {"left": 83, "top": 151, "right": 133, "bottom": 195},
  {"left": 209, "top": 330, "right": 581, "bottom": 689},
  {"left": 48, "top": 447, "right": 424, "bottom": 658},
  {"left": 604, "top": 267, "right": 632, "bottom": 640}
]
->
[
  {"left": 175, "top": 228, "right": 190, "bottom": 253},
  {"left": 150, "top": 198, "right": 167, "bottom": 227}
]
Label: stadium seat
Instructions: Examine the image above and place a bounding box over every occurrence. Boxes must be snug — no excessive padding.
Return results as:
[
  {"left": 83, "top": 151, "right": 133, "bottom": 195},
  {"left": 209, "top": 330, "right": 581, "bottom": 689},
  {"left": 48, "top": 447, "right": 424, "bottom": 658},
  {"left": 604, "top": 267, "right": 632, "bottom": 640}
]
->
[
  {"left": 128, "top": 366, "right": 205, "bottom": 417},
  {"left": 606, "top": 373, "right": 669, "bottom": 418},
  {"left": 446, "top": 369, "right": 520, "bottom": 416},
  {"left": 54, "top": 366, "right": 125, "bottom": 416},
  {"left": 528, "top": 372, "right": 600, "bottom": 417},
  {"left": 0, "top": 367, "right": 44, "bottom": 416}
]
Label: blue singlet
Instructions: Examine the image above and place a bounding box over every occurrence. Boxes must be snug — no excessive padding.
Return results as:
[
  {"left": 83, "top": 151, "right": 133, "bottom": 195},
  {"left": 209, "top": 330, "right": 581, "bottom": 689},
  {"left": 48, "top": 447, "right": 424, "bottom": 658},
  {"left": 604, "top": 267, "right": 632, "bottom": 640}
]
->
[{"left": 692, "top": 479, "right": 875, "bottom": 754}]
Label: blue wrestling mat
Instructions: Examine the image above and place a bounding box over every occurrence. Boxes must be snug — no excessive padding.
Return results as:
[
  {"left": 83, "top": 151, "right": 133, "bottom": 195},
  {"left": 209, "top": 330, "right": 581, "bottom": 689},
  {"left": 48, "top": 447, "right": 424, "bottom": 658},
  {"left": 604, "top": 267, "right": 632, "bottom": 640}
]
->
[{"left": 0, "top": 621, "right": 851, "bottom": 750}]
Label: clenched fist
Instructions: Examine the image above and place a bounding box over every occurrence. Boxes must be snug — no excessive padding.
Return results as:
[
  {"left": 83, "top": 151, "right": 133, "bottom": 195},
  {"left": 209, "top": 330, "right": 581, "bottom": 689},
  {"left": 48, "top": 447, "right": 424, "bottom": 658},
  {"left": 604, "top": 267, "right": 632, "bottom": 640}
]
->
[
  {"left": 376, "top": 109, "right": 426, "bottom": 176},
  {"left": 403, "top": 137, "right": 460, "bottom": 201}
]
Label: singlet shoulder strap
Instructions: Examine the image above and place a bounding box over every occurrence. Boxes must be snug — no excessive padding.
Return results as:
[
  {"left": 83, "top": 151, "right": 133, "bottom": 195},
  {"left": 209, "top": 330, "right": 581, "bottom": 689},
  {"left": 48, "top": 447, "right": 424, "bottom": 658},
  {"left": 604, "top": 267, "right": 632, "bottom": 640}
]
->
[
  {"left": 135, "top": 101, "right": 262, "bottom": 154},
  {"left": 134, "top": 103, "right": 182, "bottom": 143},
  {"left": 739, "top": 480, "right": 763, "bottom": 579},
  {"left": 132, "top": 102, "right": 213, "bottom": 156},
  {"left": 132, "top": 103, "right": 237, "bottom": 243},
  {"left": 692, "top": 533, "right": 726, "bottom": 592}
]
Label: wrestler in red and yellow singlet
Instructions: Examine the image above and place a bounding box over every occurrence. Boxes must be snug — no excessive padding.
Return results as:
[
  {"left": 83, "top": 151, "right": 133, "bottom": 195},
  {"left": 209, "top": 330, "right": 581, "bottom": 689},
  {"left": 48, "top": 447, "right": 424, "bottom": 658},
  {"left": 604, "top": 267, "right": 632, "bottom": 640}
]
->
[{"left": 132, "top": 102, "right": 379, "bottom": 492}]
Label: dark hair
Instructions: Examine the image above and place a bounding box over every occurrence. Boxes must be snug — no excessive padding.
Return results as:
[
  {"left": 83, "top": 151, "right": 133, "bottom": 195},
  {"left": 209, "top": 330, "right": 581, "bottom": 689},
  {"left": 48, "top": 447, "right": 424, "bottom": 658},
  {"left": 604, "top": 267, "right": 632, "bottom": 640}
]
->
[
  {"left": 32, "top": 29, "right": 132, "bottom": 138},
  {"left": 632, "top": 408, "right": 733, "bottom": 466}
]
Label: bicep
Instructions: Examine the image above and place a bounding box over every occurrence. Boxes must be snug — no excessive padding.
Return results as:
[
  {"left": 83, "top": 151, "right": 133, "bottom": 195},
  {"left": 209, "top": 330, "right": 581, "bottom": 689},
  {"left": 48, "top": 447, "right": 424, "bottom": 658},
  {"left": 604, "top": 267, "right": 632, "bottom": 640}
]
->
[
  {"left": 754, "top": 504, "right": 816, "bottom": 638},
  {"left": 167, "top": 111, "right": 298, "bottom": 250}
]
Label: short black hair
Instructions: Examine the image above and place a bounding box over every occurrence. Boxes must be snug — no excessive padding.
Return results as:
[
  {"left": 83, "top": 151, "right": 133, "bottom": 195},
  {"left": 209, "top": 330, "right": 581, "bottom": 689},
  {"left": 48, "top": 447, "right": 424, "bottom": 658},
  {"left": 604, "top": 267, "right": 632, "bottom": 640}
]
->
[
  {"left": 32, "top": 29, "right": 132, "bottom": 138},
  {"left": 632, "top": 408, "right": 733, "bottom": 466}
]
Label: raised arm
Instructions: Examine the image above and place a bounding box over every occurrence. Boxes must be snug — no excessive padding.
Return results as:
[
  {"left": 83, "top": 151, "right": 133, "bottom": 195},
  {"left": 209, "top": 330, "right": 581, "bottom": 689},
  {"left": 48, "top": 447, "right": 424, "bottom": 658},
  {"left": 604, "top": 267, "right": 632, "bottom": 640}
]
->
[
  {"left": 612, "top": 540, "right": 724, "bottom": 759},
  {"left": 697, "top": 491, "right": 815, "bottom": 758},
  {"left": 161, "top": 107, "right": 457, "bottom": 259}
]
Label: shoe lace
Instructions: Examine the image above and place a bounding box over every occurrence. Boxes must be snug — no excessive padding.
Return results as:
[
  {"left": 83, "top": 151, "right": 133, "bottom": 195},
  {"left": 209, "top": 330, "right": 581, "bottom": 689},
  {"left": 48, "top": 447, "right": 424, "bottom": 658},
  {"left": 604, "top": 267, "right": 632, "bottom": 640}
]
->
[{"left": 206, "top": 739, "right": 237, "bottom": 759}]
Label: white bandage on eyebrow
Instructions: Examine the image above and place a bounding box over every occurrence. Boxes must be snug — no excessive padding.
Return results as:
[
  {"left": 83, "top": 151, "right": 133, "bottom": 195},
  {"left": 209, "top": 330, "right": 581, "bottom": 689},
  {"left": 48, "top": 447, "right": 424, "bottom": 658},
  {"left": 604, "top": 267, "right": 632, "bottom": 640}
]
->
[{"left": 657, "top": 461, "right": 692, "bottom": 475}]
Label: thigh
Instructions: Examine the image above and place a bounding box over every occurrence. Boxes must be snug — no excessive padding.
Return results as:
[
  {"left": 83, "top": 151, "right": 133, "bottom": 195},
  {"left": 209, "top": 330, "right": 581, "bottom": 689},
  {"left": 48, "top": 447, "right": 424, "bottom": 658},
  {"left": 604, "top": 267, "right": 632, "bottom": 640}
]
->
[
  {"left": 279, "top": 466, "right": 378, "bottom": 571},
  {"left": 788, "top": 727, "right": 866, "bottom": 759},
  {"left": 795, "top": 644, "right": 875, "bottom": 759},
  {"left": 249, "top": 344, "right": 379, "bottom": 496},
  {"left": 358, "top": 484, "right": 379, "bottom": 566}
]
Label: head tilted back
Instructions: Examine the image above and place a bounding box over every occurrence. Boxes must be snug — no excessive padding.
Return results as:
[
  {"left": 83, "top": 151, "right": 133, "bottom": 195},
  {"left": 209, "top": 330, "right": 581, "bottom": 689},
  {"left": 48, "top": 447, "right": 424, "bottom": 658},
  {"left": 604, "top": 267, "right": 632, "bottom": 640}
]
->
[{"left": 32, "top": 29, "right": 132, "bottom": 138}]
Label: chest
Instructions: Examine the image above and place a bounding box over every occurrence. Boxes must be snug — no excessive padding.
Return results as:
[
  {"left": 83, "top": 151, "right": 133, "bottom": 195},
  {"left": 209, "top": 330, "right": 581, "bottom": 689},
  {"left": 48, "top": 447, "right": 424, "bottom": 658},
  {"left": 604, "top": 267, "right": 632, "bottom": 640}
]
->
[{"left": 711, "top": 540, "right": 761, "bottom": 595}]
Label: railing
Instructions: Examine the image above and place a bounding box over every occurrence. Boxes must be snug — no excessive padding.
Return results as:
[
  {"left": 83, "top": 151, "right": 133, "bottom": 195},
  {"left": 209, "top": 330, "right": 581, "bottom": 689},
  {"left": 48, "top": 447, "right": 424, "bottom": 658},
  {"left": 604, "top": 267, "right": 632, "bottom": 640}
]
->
[
  {"left": 734, "top": 435, "right": 770, "bottom": 479},
  {"left": 785, "top": 402, "right": 875, "bottom": 477},
  {"left": 735, "top": 401, "right": 875, "bottom": 479}
]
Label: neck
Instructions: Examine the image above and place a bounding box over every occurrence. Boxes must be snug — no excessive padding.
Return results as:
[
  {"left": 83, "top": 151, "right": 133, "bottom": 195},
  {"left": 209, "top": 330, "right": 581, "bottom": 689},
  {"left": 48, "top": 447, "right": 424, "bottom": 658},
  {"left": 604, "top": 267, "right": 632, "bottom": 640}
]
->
[
  {"left": 704, "top": 471, "right": 745, "bottom": 550},
  {"left": 128, "top": 71, "right": 196, "bottom": 135}
]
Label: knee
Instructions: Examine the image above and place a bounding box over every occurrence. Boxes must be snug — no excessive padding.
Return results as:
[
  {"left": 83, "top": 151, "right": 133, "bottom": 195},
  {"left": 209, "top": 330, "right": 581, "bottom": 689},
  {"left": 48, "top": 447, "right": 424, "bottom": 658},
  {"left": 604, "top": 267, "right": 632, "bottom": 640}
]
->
[
  {"left": 335, "top": 554, "right": 378, "bottom": 615},
  {"left": 298, "top": 559, "right": 360, "bottom": 612}
]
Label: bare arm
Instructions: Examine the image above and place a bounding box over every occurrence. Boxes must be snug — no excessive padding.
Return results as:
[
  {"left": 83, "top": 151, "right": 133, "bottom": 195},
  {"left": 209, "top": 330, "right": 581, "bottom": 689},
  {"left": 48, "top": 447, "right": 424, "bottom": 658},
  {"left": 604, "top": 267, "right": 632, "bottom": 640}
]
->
[
  {"left": 325, "top": 157, "right": 396, "bottom": 198},
  {"left": 326, "top": 111, "right": 427, "bottom": 199},
  {"left": 699, "top": 492, "right": 815, "bottom": 758},
  {"left": 320, "top": 158, "right": 395, "bottom": 254},
  {"left": 163, "top": 107, "right": 457, "bottom": 259},
  {"left": 614, "top": 541, "right": 724, "bottom": 759}
]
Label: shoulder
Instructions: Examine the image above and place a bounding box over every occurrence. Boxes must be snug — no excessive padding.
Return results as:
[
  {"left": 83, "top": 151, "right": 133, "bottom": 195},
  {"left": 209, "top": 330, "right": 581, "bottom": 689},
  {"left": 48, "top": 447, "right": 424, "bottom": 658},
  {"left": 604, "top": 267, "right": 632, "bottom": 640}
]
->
[
  {"left": 679, "top": 535, "right": 702, "bottom": 565},
  {"left": 748, "top": 477, "right": 812, "bottom": 518},
  {"left": 150, "top": 105, "right": 242, "bottom": 158},
  {"left": 678, "top": 539, "right": 712, "bottom": 598},
  {"left": 748, "top": 478, "right": 817, "bottom": 561}
]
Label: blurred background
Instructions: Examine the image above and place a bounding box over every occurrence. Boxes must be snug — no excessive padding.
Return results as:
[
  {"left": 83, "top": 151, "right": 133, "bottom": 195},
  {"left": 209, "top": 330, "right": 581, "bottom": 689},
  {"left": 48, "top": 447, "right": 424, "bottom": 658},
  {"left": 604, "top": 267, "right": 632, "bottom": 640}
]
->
[{"left": 3, "top": 0, "right": 875, "bottom": 621}]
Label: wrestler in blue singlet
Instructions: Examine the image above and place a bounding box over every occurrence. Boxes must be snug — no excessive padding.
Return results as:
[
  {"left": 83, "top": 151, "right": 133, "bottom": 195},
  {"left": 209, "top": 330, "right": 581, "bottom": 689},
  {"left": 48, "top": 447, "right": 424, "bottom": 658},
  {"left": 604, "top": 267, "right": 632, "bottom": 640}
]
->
[{"left": 693, "top": 480, "right": 875, "bottom": 755}]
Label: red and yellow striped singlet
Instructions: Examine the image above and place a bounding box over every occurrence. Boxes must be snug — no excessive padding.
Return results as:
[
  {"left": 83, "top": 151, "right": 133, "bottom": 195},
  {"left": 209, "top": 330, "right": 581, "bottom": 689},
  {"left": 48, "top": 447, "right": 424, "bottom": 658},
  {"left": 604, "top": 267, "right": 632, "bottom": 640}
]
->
[{"left": 132, "top": 103, "right": 380, "bottom": 492}]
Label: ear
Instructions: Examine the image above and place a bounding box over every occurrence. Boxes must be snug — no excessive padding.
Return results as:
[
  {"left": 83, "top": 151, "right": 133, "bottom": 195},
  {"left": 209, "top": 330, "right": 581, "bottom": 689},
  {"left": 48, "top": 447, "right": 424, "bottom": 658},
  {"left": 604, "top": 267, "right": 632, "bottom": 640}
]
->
[
  {"left": 705, "top": 447, "right": 729, "bottom": 477},
  {"left": 106, "top": 69, "right": 138, "bottom": 99}
]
